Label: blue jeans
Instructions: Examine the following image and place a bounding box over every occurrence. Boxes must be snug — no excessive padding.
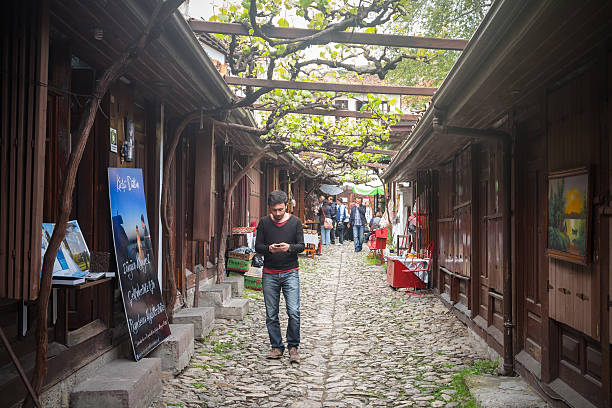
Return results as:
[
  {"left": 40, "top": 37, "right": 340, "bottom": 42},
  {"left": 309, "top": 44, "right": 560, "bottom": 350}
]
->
[
  {"left": 320, "top": 226, "right": 330, "bottom": 245},
  {"left": 262, "top": 270, "right": 300, "bottom": 352},
  {"left": 353, "top": 225, "right": 364, "bottom": 251}
]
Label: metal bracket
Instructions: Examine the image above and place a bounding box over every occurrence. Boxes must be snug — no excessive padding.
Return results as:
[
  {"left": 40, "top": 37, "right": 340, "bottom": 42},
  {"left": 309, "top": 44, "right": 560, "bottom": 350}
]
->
[{"left": 558, "top": 287, "right": 571, "bottom": 295}]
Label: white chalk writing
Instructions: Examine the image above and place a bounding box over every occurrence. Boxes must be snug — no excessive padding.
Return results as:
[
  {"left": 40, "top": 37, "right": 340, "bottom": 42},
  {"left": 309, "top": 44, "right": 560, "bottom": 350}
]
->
[
  {"left": 127, "top": 279, "right": 157, "bottom": 307},
  {"left": 121, "top": 252, "right": 151, "bottom": 280},
  {"left": 128, "top": 301, "right": 166, "bottom": 336},
  {"left": 135, "top": 319, "right": 169, "bottom": 348},
  {"left": 115, "top": 175, "right": 140, "bottom": 192}
]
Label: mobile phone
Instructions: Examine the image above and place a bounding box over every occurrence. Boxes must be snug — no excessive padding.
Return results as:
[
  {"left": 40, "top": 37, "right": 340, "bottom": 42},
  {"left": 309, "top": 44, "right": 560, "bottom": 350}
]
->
[{"left": 273, "top": 243, "right": 281, "bottom": 247}]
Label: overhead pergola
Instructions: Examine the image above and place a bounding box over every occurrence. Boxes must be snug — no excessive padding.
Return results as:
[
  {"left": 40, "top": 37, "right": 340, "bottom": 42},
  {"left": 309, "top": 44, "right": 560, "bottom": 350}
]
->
[
  {"left": 299, "top": 152, "right": 388, "bottom": 169},
  {"left": 225, "top": 77, "right": 437, "bottom": 96},
  {"left": 191, "top": 15, "right": 468, "bottom": 174},
  {"left": 189, "top": 20, "right": 469, "bottom": 50},
  {"left": 252, "top": 104, "right": 419, "bottom": 121}
]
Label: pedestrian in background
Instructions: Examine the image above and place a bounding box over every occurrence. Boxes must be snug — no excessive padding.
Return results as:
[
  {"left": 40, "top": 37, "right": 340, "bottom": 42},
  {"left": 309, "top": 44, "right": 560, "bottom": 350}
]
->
[
  {"left": 328, "top": 196, "right": 338, "bottom": 245},
  {"left": 336, "top": 198, "right": 348, "bottom": 245},
  {"left": 317, "top": 197, "right": 332, "bottom": 245},
  {"left": 255, "top": 190, "right": 305, "bottom": 363},
  {"left": 348, "top": 196, "right": 367, "bottom": 252},
  {"left": 364, "top": 211, "right": 382, "bottom": 242}
]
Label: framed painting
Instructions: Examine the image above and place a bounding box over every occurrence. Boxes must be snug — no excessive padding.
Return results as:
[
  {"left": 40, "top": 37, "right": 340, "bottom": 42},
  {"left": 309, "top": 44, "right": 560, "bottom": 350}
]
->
[{"left": 546, "top": 167, "right": 592, "bottom": 265}]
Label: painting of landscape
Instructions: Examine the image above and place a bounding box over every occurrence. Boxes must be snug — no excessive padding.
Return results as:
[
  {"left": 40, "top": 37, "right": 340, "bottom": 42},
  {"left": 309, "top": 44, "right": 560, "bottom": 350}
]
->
[{"left": 547, "top": 168, "right": 591, "bottom": 264}]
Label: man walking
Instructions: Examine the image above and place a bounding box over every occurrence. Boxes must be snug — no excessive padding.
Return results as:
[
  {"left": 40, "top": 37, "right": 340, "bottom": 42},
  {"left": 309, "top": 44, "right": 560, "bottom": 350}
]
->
[
  {"left": 255, "top": 190, "right": 305, "bottom": 362},
  {"left": 328, "top": 196, "right": 338, "bottom": 245},
  {"left": 348, "top": 196, "right": 367, "bottom": 252},
  {"left": 336, "top": 198, "right": 348, "bottom": 245}
]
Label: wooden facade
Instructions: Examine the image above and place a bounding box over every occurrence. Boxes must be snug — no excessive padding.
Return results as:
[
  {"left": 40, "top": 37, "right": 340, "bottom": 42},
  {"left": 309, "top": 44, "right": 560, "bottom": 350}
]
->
[
  {"left": 383, "top": 1, "right": 612, "bottom": 406},
  {"left": 0, "top": 1, "right": 318, "bottom": 405},
  {"left": 0, "top": 0, "right": 48, "bottom": 301}
]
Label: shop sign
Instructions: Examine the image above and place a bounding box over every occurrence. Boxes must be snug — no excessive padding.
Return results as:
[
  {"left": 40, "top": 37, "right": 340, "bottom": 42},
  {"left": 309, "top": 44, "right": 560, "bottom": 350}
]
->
[{"left": 108, "top": 167, "right": 170, "bottom": 360}]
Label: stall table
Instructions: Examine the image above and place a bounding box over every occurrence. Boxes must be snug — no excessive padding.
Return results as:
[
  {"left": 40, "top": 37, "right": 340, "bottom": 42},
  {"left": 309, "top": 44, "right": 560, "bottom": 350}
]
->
[
  {"left": 303, "top": 229, "right": 320, "bottom": 258},
  {"left": 385, "top": 255, "right": 430, "bottom": 290}
]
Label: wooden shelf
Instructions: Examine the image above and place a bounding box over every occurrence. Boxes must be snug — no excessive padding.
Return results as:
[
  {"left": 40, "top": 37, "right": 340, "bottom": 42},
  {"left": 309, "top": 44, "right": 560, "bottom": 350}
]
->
[{"left": 52, "top": 277, "right": 113, "bottom": 290}]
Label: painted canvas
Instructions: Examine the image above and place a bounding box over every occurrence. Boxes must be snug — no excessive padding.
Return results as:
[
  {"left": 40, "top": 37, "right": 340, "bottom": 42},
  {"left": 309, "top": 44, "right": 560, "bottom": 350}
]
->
[
  {"left": 108, "top": 167, "right": 170, "bottom": 360},
  {"left": 547, "top": 168, "right": 591, "bottom": 264}
]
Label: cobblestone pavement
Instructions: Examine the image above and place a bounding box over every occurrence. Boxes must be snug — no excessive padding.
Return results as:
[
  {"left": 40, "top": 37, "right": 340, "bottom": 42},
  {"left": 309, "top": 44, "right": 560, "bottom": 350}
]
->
[{"left": 153, "top": 243, "right": 491, "bottom": 408}]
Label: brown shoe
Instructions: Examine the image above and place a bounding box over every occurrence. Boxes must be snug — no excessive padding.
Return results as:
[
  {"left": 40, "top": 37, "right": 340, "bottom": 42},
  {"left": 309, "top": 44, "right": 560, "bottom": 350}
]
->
[
  {"left": 288, "top": 347, "right": 300, "bottom": 363},
  {"left": 266, "top": 348, "right": 283, "bottom": 359}
]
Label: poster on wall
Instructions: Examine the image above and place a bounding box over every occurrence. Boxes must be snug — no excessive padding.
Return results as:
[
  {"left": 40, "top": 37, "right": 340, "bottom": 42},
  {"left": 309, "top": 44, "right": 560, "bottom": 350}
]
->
[
  {"left": 41, "top": 220, "right": 90, "bottom": 278},
  {"left": 110, "top": 127, "right": 118, "bottom": 153},
  {"left": 546, "top": 167, "right": 592, "bottom": 265},
  {"left": 108, "top": 167, "right": 170, "bottom": 360}
]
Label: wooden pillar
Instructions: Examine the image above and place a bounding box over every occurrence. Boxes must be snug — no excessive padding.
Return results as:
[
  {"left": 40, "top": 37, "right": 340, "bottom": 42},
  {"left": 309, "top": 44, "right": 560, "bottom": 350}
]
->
[{"left": 501, "top": 136, "right": 514, "bottom": 375}]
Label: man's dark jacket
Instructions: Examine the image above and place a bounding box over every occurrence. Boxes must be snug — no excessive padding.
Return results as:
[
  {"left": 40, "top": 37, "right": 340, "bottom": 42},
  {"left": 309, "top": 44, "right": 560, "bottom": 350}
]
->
[
  {"left": 349, "top": 204, "right": 367, "bottom": 226},
  {"left": 329, "top": 202, "right": 338, "bottom": 221}
]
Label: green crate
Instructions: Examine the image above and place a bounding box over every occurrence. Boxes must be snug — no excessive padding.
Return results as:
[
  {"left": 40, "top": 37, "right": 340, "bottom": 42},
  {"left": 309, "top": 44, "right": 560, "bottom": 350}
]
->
[
  {"left": 228, "top": 271, "right": 244, "bottom": 277},
  {"left": 244, "top": 275, "right": 262, "bottom": 291},
  {"left": 227, "top": 257, "right": 250, "bottom": 272}
]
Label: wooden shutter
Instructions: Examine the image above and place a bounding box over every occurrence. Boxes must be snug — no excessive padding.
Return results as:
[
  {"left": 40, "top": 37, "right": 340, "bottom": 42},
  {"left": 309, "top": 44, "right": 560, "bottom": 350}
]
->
[
  {"left": 192, "top": 121, "right": 215, "bottom": 241},
  {"left": 0, "top": 0, "right": 49, "bottom": 300}
]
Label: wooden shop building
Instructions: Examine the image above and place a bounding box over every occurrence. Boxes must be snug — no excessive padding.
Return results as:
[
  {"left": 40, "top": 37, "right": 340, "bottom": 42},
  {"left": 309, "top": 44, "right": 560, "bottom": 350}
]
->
[
  {"left": 383, "top": 1, "right": 612, "bottom": 407},
  {"left": 0, "top": 0, "right": 319, "bottom": 405}
]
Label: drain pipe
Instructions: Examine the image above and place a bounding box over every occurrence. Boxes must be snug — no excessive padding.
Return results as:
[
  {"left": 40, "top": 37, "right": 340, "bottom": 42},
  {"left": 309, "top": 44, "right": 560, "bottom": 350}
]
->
[{"left": 500, "top": 136, "right": 514, "bottom": 376}]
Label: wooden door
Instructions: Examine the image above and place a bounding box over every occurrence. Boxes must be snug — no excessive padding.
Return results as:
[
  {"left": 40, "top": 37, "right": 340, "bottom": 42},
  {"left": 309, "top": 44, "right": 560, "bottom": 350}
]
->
[
  {"left": 478, "top": 179, "right": 489, "bottom": 320},
  {"left": 248, "top": 165, "right": 261, "bottom": 225},
  {"left": 521, "top": 162, "right": 547, "bottom": 363}
]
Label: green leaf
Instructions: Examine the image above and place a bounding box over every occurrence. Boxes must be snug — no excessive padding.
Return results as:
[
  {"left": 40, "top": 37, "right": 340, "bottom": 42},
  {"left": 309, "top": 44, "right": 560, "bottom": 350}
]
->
[{"left": 278, "top": 18, "right": 290, "bottom": 27}]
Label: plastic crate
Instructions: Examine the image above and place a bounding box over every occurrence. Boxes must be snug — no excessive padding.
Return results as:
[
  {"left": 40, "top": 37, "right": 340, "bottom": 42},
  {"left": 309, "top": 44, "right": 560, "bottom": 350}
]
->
[
  {"left": 228, "top": 251, "right": 254, "bottom": 261},
  {"left": 244, "top": 275, "right": 262, "bottom": 291},
  {"left": 227, "top": 257, "right": 250, "bottom": 272}
]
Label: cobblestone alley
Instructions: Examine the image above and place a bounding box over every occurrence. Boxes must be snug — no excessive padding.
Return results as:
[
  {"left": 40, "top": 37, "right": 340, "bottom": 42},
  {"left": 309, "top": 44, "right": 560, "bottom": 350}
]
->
[{"left": 154, "top": 244, "right": 494, "bottom": 408}]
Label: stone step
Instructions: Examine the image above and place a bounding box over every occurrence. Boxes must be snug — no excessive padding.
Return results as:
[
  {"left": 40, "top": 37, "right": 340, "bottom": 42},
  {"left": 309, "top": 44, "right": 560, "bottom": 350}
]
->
[
  {"left": 198, "top": 283, "right": 232, "bottom": 307},
  {"left": 215, "top": 298, "right": 250, "bottom": 320},
  {"left": 149, "top": 324, "right": 194, "bottom": 375},
  {"left": 224, "top": 275, "right": 245, "bottom": 297},
  {"left": 173, "top": 307, "right": 215, "bottom": 339},
  {"left": 70, "top": 358, "right": 161, "bottom": 408}
]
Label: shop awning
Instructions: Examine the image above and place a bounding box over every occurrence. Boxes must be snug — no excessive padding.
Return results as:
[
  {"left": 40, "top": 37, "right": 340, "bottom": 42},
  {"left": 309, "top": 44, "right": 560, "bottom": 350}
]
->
[
  {"left": 320, "top": 184, "right": 344, "bottom": 195},
  {"left": 353, "top": 183, "right": 384, "bottom": 196}
]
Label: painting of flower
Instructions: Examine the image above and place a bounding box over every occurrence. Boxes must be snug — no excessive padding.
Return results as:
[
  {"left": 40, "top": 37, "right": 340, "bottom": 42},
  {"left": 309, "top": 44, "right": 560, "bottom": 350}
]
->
[{"left": 547, "top": 168, "right": 591, "bottom": 264}]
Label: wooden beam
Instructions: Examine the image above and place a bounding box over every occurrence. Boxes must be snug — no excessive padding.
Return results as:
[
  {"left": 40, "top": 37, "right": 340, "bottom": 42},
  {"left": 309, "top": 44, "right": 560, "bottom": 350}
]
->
[
  {"left": 433, "top": 124, "right": 508, "bottom": 141},
  {"left": 326, "top": 145, "right": 397, "bottom": 156},
  {"left": 364, "top": 163, "right": 388, "bottom": 169},
  {"left": 189, "top": 20, "right": 468, "bottom": 51},
  {"left": 299, "top": 152, "right": 324, "bottom": 158},
  {"left": 279, "top": 142, "right": 396, "bottom": 156},
  {"left": 226, "top": 76, "right": 437, "bottom": 96},
  {"left": 252, "top": 104, "right": 420, "bottom": 121}
]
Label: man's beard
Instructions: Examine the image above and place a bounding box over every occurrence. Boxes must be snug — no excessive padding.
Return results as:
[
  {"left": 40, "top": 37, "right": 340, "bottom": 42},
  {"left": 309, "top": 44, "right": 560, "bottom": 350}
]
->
[{"left": 272, "top": 212, "right": 285, "bottom": 222}]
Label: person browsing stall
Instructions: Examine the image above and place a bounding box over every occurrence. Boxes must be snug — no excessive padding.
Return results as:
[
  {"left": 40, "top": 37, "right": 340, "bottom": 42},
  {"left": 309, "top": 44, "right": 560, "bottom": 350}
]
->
[
  {"left": 336, "top": 198, "right": 348, "bottom": 245},
  {"left": 348, "top": 196, "right": 367, "bottom": 252},
  {"left": 255, "top": 190, "right": 305, "bottom": 363}
]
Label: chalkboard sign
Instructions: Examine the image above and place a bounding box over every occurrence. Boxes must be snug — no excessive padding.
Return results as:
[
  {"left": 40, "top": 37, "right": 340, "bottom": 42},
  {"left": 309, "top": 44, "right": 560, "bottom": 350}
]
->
[{"left": 108, "top": 168, "right": 170, "bottom": 360}]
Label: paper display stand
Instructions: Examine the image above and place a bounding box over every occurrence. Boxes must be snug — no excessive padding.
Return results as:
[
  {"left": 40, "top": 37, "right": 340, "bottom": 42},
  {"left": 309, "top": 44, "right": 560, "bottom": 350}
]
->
[{"left": 108, "top": 168, "right": 170, "bottom": 361}]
